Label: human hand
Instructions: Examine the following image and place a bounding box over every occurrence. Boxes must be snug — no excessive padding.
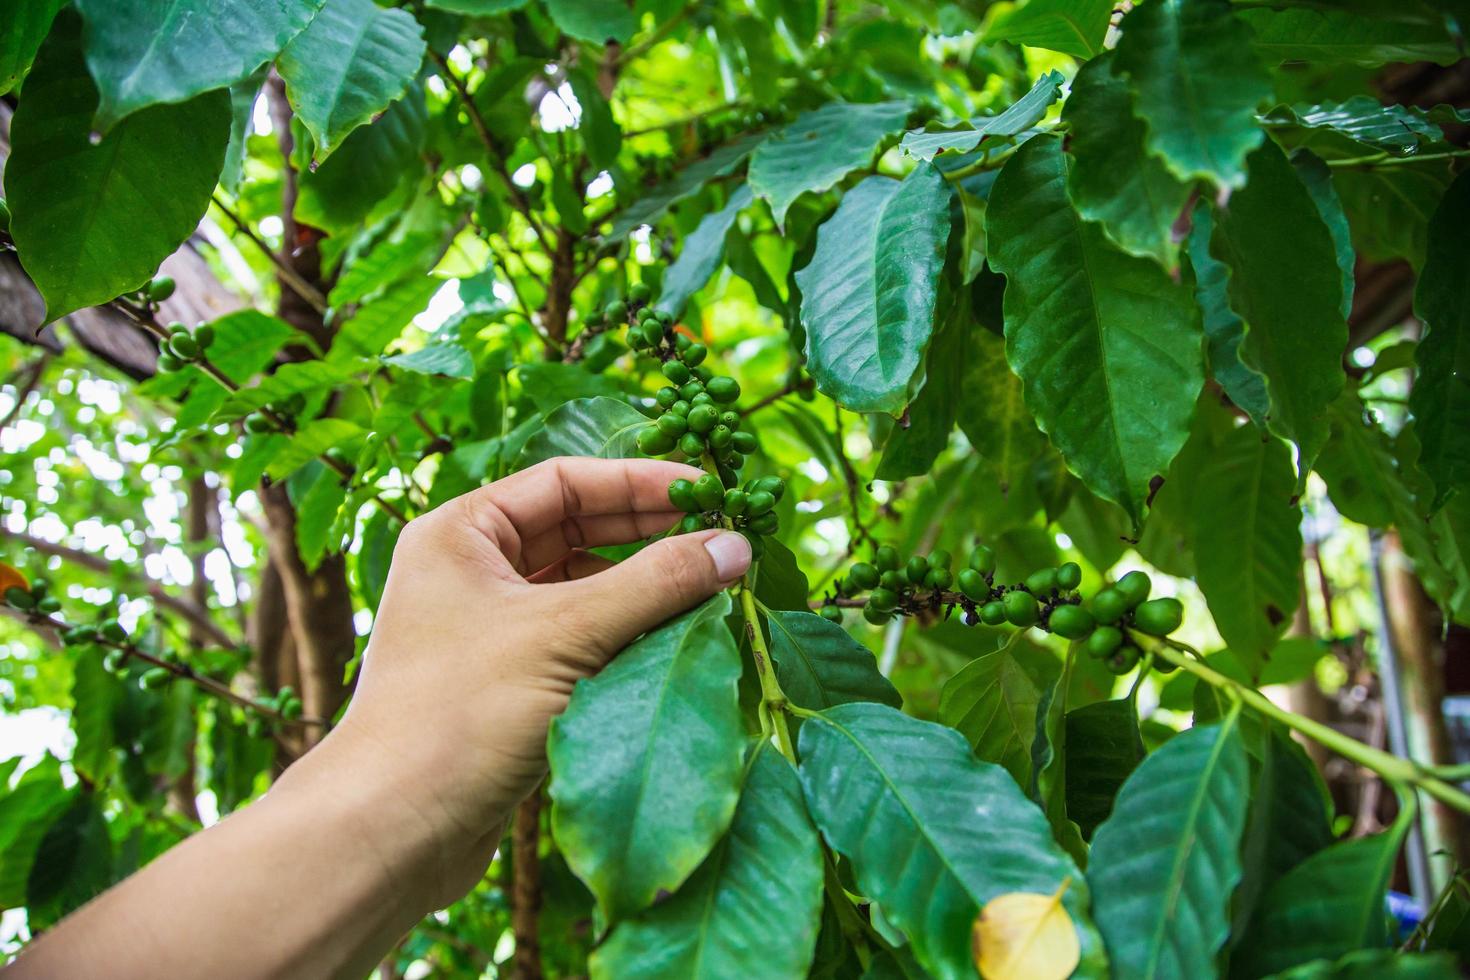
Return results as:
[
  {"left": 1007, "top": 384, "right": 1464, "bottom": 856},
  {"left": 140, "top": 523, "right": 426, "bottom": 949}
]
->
[{"left": 306, "top": 457, "right": 753, "bottom": 900}]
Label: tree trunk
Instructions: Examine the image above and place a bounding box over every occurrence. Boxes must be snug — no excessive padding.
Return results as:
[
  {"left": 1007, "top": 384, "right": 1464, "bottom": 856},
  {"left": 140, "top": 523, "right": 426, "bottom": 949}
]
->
[{"left": 512, "top": 785, "right": 544, "bottom": 980}]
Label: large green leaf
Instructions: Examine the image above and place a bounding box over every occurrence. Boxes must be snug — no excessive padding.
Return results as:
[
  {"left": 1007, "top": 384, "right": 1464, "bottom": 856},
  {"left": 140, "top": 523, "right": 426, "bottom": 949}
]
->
[
  {"left": 1191, "top": 424, "right": 1302, "bottom": 677},
  {"left": 764, "top": 610, "right": 901, "bottom": 712},
  {"left": 6, "top": 12, "right": 231, "bottom": 323},
  {"left": 938, "top": 636, "right": 1059, "bottom": 790},
  {"left": 1234, "top": 803, "right": 1412, "bottom": 978},
  {"left": 25, "top": 791, "right": 113, "bottom": 930},
  {"left": 1240, "top": 8, "right": 1460, "bottom": 66},
  {"left": 982, "top": 0, "right": 1112, "bottom": 58},
  {"left": 606, "top": 132, "right": 768, "bottom": 240},
  {"left": 0, "top": 0, "right": 65, "bottom": 95},
  {"left": 1271, "top": 951, "right": 1459, "bottom": 979},
  {"left": 876, "top": 307, "right": 969, "bottom": 480},
  {"left": 1210, "top": 139, "right": 1348, "bottom": 479},
  {"left": 957, "top": 328, "right": 1046, "bottom": 495},
  {"left": 655, "top": 186, "right": 753, "bottom": 318},
  {"left": 543, "top": 0, "right": 636, "bottom": 44},
  {"left": 1086, "top": 715, "right": 1250, "bottom": 980},
  {"left": 0, "top": 758, "right": 73, "bottom": 908},
  {"left": 1332, "top": 163, "right": 1449, "bottom": 271},
  {"left": 1292, "top": 150, "right": 1356, "bottom": 320},
  {"left": 1064, "top": 697, "right": 1145, "bottom": 840},
  {"left": 1315, "top": 391, "right": 1399, "bottom": 528},
  {"left": 296, "top": 87, "right": 429, "bottom": 234},
  {"left": 1409, "top": 169, "right": 1470, "bottom": 513},
  {"left": 987, "top": 135, "right": 1204, "bottom": 526},
  {"left": 797, "top": 702, "right": 1107, "bottom": 980},
  {"left": 70, "top": 654, "right": 121, "bottom": 784},
  {"left": 74, "top": 0, "right": 323, "bottom": 131},
  {"left": 748, "top": 101, "right": 912, "bottom": 226},
  {"left": 1064, "top": 54, "right": 1191, "bottom": 268},
  {"left": 899, "top": 72, "right": 1062, "bottom": 161},
  {"left": 1186, "top": 203, "right": 1269, "bottom": 426},
  {"left": 520, "top": 397, "right": 649, "bottom": 466},
  {"left": 795, "top": 166, "right": 951, "bottom": 416},
  {"left": 277, "top": 0, "right": 425, "bottom": 160},
  {"left": 1264, "top": 97, "right": 1450, "bottom": 155},
  {"left": 548, "top": 596, "right": 745, "bottom": 921},
  {"left": 1394, "top": 427, "right": 1470, "bottom": 625},
  {"left": 590, "top": 746, "right": 823, "bottom": 979},
  {"left": 1114, "top": 0, "right": 1270, "bottom": 189}
]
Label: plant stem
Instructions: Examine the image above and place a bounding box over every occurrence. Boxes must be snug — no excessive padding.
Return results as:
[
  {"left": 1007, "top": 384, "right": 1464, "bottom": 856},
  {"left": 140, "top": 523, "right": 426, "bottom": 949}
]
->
[
  {"left": 738, "top": 583, "right": 797, "bottom": 762},
  {"left": 1325, "top": 148, "right": 1470, "bottom": 169},
  {"left": 1145, "top": 638, "right": 1470, "bottom": 815}
]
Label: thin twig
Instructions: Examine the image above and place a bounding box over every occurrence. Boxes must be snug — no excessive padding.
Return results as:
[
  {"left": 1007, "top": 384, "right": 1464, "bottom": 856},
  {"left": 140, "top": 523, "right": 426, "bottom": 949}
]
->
[
  {"left": 212, "top": 194, "right": 329, "bottom": 314},
  {"left": 0, "top": 353, "right": 50, "bottom": 432}
]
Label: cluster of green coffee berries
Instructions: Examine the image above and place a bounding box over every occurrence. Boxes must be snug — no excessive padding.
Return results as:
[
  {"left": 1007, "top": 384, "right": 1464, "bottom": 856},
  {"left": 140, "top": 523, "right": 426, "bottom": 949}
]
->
[
  {"left": 3, "top": 577, "right": 62, "bottom": 617},
  {"left": 155, "top": 319, "right": 215, "bottom": 372},
  {"left": 666, "top": 473, "right": 786, "bottom": 558},
  {"left": 829, "top": 545, "right": 1185, "bottom": 674}
]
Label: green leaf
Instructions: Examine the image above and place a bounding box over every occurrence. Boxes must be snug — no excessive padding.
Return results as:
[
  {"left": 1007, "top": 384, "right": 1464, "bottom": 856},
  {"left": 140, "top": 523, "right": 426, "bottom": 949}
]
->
[
  {"left": 1210, "top": 139, "right": 1348, "bottom": 478},
  {"left": 795, "top": 165, "right": 952, "bottom": 416},
  {"left": 606, "top": 132, "right": 767, "bottom": 240},
  {"left": 1270, "top": 950, "right": 1460, "bottom": 979},
  {"left": 1393, "top": 427, "right": 1470, "bottom": 625},
  {"left": 520, "top": 396, "right": 649, "bottom": 466},
  {"left": 1292, "top": 150, "right": 1356, "bottom": 320},
  {"left": 266, "top": 418, "right": 365, "bottom": 480},
  {"left": 0, "top": 758, "right": 72, "bottom": 908},
  {"left": 1191, "top": 424, "right": 1302, "bottom": 677},
  {"left": 1185, "top": 203, "right": 1269, "bottom": 426},
  {"left": 221, "top": 67, "right": 269, "bottom": 194},
  {"left": 749, "top": 101, "right": 912, "bottom": 226},
  {"left": 548, "top": 596, "right": 745, "bottom": 920},
  {"left": 752, "top": 540, "right": 811, "bottom": 613},
  {"left": 296, "top": 85, "right": 429, "bottom": 233},
  {"left": 1316, "top": 390, "right": 1399, "bottom": 528},
  {"left": 1264, "top": 97, "right": 1450, "bottom": 155},
  {"left": 567, "top": 67, "right": 621, "bottom": 170},
  {"left": 987, "top": 135, "right": 1204, "bottom": 526},
  {"left": 383, "top": 343, "right": 475, "bottom": 379},
  {"left": 332, "top": 274, "right": 442, "bottom": 360},
  {"left": 1234, "top": 801, "right": 1413, "bottom": 978},
  {"left": 514, "top": 362, "right": 625, "bottom": 417},
  {"left": 426, "top": 0, "right": 529, "bottom": 12},
  {"left": 1064, "top": 698, "right": 1145, "bottom": 840},
  {"left": 876, "top": 309, "right": 968, "bottom": 480},
  {"left": 289, "top": 461, "right": 348, "bottom": 570},
  {"left": 797, "top": 702, "right": 1107, "bottom": 980},
  {"left": 899, "top": 71, "right": 1062, "bottom": 161},
  {"left": 24, "top": 791, "right": 113, "bottom": 929},
  {"left": 1332, "top": 164, "right": 1450, "bottom": 271},
  {"left": 1114, "top": 0, "right": 1271, "bottom": 188},
  {"left": 1409, "top": 169, "right": 1470, "bottom": 513},
  {"left": 938, "top": 637, "right": 1059, "bottom": 790},
  {"left": 765, "top": 609, "right": 901, "bottom": 712},
  {"left": 1086, "top": 715, "right": 1250, "bottom": 980},
  {"left": 590, "top": 745, "right": 824, "bottom": 979},
  {"left": 1240, "top": 8, "right": 1460, "bottom": 67},
  {"left": 543, "top": 0, "right": 636, "bottom": 44},
  {"left": 655, "top": 185, "right": 753, "bottom": 318},
  {"left": 0, "top": 0, "right": 65, "bottom": 95},
  {"left": 277, "top": 0, "right": 425, "bottom": 160},
  {"left": 982, "top": 0, "right": 1112, "bottom": 57},
  {"left": 1064, "top": 54, "right": 1191, "bottom": 268},
  {"left": 70, "top": 654, "right": 120, "bottom": 783},
  {"left": 356, "top": 507, "right": 400, "bottom": 612},
  {"left": 6, "top": 11, "right": 231, "bottom": 323},
  {"left": 958, "top": 328, "right": 1046, "bottom": 496},
  {"left": 74, "top": 0, "right": 323, "bottom": 131},
  {"left": 331, "top": 227, "right": 451, "bottom": 307}
]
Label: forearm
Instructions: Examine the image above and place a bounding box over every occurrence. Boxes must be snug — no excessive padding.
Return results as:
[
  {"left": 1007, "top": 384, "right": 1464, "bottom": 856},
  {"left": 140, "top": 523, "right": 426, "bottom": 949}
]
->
[{"left": 8, "top": 726, "right": 505, "bottom": 980}]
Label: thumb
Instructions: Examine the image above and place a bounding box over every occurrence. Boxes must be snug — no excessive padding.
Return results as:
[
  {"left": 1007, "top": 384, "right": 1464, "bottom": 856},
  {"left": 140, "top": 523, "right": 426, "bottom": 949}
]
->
[{"left": 557, "top": 529, "right": 752, "bottom": 655}]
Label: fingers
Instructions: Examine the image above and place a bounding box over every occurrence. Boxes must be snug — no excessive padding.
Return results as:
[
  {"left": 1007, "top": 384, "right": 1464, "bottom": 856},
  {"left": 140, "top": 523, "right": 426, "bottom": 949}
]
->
[
  {"left": 526, "top": 550, "right": 616, "bottom": 583},
  {"left": 452, "top": 457, "right": 705, "bottom": 571},
  {"left": 547, "top": 529, "right": 752, "bottom": 657},
  {"left": 519, "top": 510, "right": 683, "bottom": 574}
]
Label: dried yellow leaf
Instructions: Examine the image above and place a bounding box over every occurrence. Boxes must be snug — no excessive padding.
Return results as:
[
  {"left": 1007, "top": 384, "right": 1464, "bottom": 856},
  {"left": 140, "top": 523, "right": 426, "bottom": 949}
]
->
[
  {"left": 0, "top": 562, "right": 28, "bottom": 596},
  {"left": 971, "top": 878, "right": 1080, "bottom": 980}
]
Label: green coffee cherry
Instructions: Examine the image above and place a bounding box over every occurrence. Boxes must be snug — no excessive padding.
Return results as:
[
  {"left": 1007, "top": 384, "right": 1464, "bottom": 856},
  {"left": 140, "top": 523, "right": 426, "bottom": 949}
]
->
[
  {"left": 1090, "top": 588, "right": 1128, "bottom": 624},
  {"left": 747, "top": 512, "right": 779, "bottom": 536},
  {"left": 745, "top": 490, "right": 775, "bottom": 517},
  {"left": 751, "top": 476, "right": 785, "bottom": 501},
  {"left": 924, "top": 567, "right": 952, "bottom": 590},
  {"left": 1116, "top": 571, "right": 1152, "bottom": 609},
  {"left": 146, "top": 275, "right": 176, "bottom": 302},
  {"left": 687, "top": 404, "right": 718, "bottom": 433},
  {"left": 720, "top": 411, "right": 741, "bottom": 429},
  {"left": 957, "top": 568, "right": 989, "bottom": 602},
  {"left": 692, "top": 474, "right": 725, "bottom": 511},
  {"left": 684, "top": 344, "right": 707, "bottom": 366},
  {"left": 904, "top": 555, "right": 929, "bottom": 586},
  {"left": 1086, "top": 626, "right": 1123, "bottom": 659},
  {"left": 929, "top": 549, "right": 952, "bottom": 572},
  {"left": 195, "top": 324, "right": 215, "bottom": 349},
  {"left": 662, "top": 361, "right": 692, "bottom": 385},
  {"left": 103, "top": 648, "right": 127, "bottom": 672},
  {"left": 708, "top": 425, "right": 733, "bottom": 451},
  {"left": 849, "top": 562, "right": 881, "bottom": 590},
  {"left": 101, "top": 619, "right": 127, "bottom": 643},
  {"left": 4, "top": 587, "right": 34, "bottom": 611},
  {"left": 678, "top": 432, "right": 705, "bottom": 457},
  {"left": 637, "top": 425, "right": 675, "bottom": 455},
  {"left": 656, "top": 386, "right": 680, "bottom": 408},
  {"left": 679, "top": 381, "right": 705, "bottom": 401},
  {"left": 36, "top": 596, "right": 60, "bottom": 614},
  {"left": 820, "top": 605, "right": 844, "bottom": 624},
  {"left": 1003, "top": 590, "right": 1039, "bottom": 627},
  {"left": 157, "top": 353, "right": 183, "bottom": 372},
  {"left": 879, "top": 570, "right": 903, "bottom": 592},
  {"left": 244, "top": 413, "right": 273, "bottom": 434},
  {"left": 1106, "top": 646, "right": 1141, "bottom": 675},
  {"left": 141, "top": 667, "right": 172, "bottom": 690},
  {"left": 731, "top": 431, "right": 757, "bottom": 454},
  {"left": 705, "top": 377, "right": 740, "bottom": 403},
  {"left": 1132, "top": 597, "right": 1183, "bottom": 636},
  {"left": 668, "top": 479, "right": 699, "bottom": 512},
  {"left": 669, "top": 400, "right": 691, "bottom": 417},
  {"left": 875, "top": 546, "right": 900, "bottom": 571},
  {"left": 1056, "top": 561, "right": 1082, "bottom": 591},
  {"left": 628, "top": 282, "right": 652, "bottom": 304},
  {"left": 869, "top": 587, "right": 900, "bottom": 612},
  {"left": 1024, "top": 568, "right": 1057, "bottom": 596},
  {"left": 656, "top": 413, "right": 688, "bottom": 437},
  {"left": 604, "top": 300, "right": 627, "bottom": 321},
  {"left": 981, "top": 601, "right": 1007, "bottom": 626},
  {"left": 1048, "top": 604, "right": 1095, "bottom": 640},
  {"left": 679, "top": 514, "right": 704, "bottom": 533},
  {"left": 719, "top": 488, "right": 745, "bottom": 516},
  {"left": 863, "top": 604, "right": 892, "bottom": 626},
  {"left": 968, "top": 545, "right": 996, "bottom": 575},
  {"left": 641, "top": 322, "right": 664, "bottom": 347}
]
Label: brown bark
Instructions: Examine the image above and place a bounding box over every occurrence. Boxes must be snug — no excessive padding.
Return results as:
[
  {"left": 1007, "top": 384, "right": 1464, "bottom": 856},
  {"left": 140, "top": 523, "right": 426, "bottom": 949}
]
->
[
  {"left": 167, "top": 476, "right": 216, "bottom": 824},
  {"left": 542, "top": 228, "right": 577, "bottom": 359},
  {"left": 512, "top": 785, "right": 544, "bottom": 980}
]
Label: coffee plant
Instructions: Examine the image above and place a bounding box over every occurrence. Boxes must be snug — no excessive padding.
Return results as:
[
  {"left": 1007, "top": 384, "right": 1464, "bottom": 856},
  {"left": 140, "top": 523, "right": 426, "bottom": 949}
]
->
[{"left": 3, "top": 0, "right": 1470, "bottom": 976}]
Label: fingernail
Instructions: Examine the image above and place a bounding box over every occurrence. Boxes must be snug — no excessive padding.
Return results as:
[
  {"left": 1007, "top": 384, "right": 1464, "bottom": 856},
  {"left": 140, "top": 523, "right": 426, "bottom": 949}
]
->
[{"left": 704, "top": 532, "right": 752, "bottom": 582}]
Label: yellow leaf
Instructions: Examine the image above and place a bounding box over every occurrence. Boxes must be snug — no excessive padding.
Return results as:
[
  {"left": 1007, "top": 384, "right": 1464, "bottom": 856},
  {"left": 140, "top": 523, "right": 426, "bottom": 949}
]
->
[
  {"left": 0, "top": 562, "right": 28, "bottom": 596},
  {"left": 972, "top": 878, "right": 1080, "bottom": 980}
]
